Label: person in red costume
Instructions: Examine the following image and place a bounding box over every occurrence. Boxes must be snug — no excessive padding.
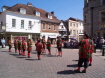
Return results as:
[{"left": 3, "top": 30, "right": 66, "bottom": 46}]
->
[
  {"left": 88, "top": 37, "right": 94, "bottom": 66},
  {"left": 36, "top": 39, "right": 43, "bottom": 60},
  {"left": 14, "top": 39, "right": 18, "bottom": 53},
  {"left": 7, "top": 38, "right": 12, "bottom": 52},
  {"left": 22, "top": 38, "right": 26, "bottom": 56},
  {"left": 27, "top": 39, "right": 32, "bottom": 58},
  {"left": 18, "top": 38, "right": 22, "bottom": 55},
  {"left": 74, "top": 34, "right": 92, "bottom": 73},
  {"left": 56, "top": 36, "right": 62, "bottom": 57},
  {"left": 46, "top": 39, "right": 52, "bottom": 55},
  {"left": 41, "top": 36, "right": 46, "bottom": 53}
]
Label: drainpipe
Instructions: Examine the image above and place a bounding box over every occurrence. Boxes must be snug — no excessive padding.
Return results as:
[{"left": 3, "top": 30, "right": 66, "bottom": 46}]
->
[{"left": 90, "top": 7, "right": 94, "bottom": 37}]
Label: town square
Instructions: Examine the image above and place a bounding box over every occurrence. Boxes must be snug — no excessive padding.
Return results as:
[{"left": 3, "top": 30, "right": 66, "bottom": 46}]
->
[{"left": 0, "top": 0, "right": 105, "bottom": 78}]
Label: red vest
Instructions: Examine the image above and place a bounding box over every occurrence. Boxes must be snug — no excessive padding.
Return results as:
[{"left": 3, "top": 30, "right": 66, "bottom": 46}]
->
[{"left": 37, "top": 43, "right": 42, "bottom": 51}]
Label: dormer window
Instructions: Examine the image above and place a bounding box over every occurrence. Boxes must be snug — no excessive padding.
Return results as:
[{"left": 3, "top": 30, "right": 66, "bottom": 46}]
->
[
  {"left": 2, "top": 6, "right": 10, "bottom": 12},
  {"left": 20, "top": 8, "right": 26, "bottom": 14},
  {"left": 36, "top": 11, "right": 40, "bottom": 16},
  {"left": 2, "top": 8, "right": 6, "bottom": 12},
  {"left": 48, "top": 15, "right": 52, "bottom": 19}
]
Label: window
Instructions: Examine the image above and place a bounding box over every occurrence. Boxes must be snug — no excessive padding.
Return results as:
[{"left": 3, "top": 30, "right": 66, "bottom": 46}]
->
[
  {"left": 36, "top": 11, "right": 40, "bottom": 16},
  {"left": 61, "top": 25, "right": 64, "bottom": 28},
  {"left": 20, "top": 8, "right": 26, "bottom": 14},
  {"left": 0, "top": 22, "right": 3, "bottom": 26},
  {"left": 0, "top": 22, "right": 3, "bottom": 29},
  {"left": 74, "top": 23, "right": 75, "bottom": 26},
  {"left": 42, "top": 23, "right": 46, "bottom": 30},
  {"left": 70, "top": 23, "right": 72, "bottom": 26},
  {"left": 84, "top": 15, "right": 86, "bottom": 23},
  {"left": 21, "top": 20, "right": 24, "bottom": 28},
  {"left": 77, "top": 23, "right": 78, "bottom": 27},
  {"left": 73, "top": 30, "right": 76, "bottom": 36},
  {"left": 12, "top": 19, "right": 16, "bottom": 27},
  {"left": 28, "top": 21, "right": 32, "bottom": 29},
  {"left": 101, "top": 11, "right": 105, "bottom": 22},
  {"left": 80, "top": 23, "right": 81, "bottom": 26},
  {"left": 48, "top": 24, "right": 51, "bottom": 30},
  {"left": 48, "top": 15, "right": 52, "bottom": 19},
  {"left": 54, "top": 25, "right": 56, "bottom": 31},
  {"left": 79, "top": 30, "right": 81, "bottom": 33},
  {"left": 103, "top": 0, "right": 105, "bottom": 5}
]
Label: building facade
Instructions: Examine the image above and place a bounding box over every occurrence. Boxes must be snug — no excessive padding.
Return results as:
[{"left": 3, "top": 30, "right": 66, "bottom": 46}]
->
[
  {"left": 63, "top": 17, "right": 84, "bottom": 41},
  {"left": 58, "top": 20, "right": 67, "bottom": 39},
  {"left": 83, "top": 0, "right": 105, "bottom": 38},
  {"left": 77, "top": 19, "right": 84, "bottom": 41},
  {"left": 0, "top": 3, "right": 60, "bottom": 44}
]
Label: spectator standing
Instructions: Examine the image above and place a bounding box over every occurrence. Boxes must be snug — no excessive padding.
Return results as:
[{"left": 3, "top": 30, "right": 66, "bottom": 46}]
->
[
  {"left": 95, "top": 37, "right": 100, "bottom": 49},
  {"left": 1, "top": 38, "right": 5, "bottom": 48},
  {"left": 100, "top": 37, "right": 105, "bottom": 49}
]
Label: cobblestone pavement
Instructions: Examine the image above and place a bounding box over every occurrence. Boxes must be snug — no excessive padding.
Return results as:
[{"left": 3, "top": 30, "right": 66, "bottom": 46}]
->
[{"left": 0, "top": 45, "right": 105, "bottom": 78}]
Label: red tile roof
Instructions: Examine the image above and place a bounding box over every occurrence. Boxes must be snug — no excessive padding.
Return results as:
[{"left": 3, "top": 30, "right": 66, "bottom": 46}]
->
[
  {"left": 3, "top": 5, "right": 10, "bottom": 9},
  {"left": 6, "top": 3, "right": 60, "bottom": 21}
]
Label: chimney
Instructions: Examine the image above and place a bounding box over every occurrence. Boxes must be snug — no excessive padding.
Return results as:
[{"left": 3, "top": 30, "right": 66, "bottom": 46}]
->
[
  {"left": 51, "top": 11, "right": 54, "bottom": 15},
  {"left": 27, "top": 2, "right": 33, "bottom": 7}
]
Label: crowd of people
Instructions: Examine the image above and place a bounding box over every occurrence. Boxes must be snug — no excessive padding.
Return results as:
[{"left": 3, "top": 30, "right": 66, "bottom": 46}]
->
[
  {"left": 7, "top": 36, "right": 62, "bottom": 60},
  {"left": 93, "top": 37, "right": 105, "bottom": 49}
]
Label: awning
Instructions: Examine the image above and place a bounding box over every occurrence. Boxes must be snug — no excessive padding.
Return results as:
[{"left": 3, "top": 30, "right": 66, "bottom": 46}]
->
[{"left": 48, "top": 36, "right": 57, "bottom": 38}]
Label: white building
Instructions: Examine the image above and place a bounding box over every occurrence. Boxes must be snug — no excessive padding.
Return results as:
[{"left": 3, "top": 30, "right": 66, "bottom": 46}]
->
[
  {"left": 77, "top": 19, "right": 84, "bottom": 40},
  {"left": 58, "top": 20, "right": 67, "bottom": 38},
  {"left": 64, "top": 17, "right": 84, "bottom": 41},
  {"left": 0, "top": 3, "right": 60, "bottom": 44}
]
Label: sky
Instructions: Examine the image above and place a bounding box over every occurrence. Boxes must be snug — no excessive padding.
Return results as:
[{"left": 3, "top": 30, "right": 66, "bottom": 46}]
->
[{"left": 0, "top": 0, "right": 84, "bottom": 20}]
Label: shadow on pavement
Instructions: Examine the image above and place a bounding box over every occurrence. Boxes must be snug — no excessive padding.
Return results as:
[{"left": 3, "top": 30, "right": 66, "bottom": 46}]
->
[
  {"left": 17, "top": 57, "right": 27, "bottom": 58},
  {"left": 67, "top": 64, "right": 78, "bottom": 68},
  {"left": 9, "top": 54, "right": 20, "bottom": 56},
  {"left": 25, "top": 59, "right": 38, "bottom": 61},
  {"left": 41, "top": 53, "right": 47, "bottom": 55},
  {"left": 47, "top": 55, "right": 58, "bottom": 57},
  {"left": 1, "top": 51, "right": 8, "bottom": 52},
  {"left": 57, "top": 70, "right": 74, "bottom": 75},
  {"left": 72, "top": 60, "right": 78, "bottom": 61}
]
